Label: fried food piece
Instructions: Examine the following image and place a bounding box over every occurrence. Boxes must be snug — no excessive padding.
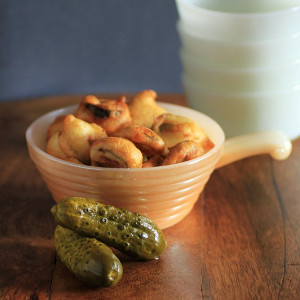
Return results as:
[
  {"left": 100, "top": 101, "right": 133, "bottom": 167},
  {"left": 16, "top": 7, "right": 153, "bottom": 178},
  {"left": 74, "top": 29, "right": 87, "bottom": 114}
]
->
[
  {"left": 46, "top": 115, "right": 65, "bottom": 141},
  {"left": 142, "top": 155, "right": 164, "bottom": 168},
  {"left": 74, "top": 95, "right": 131, "bottom": 135},
  {"left": 59, "top": 114, "right": 107, "bottom": 164},
  {"left": 90, "top": 137, "right": 143, "bottom": 168},
  {"left": 128, "top": 90, "right": 166, "bottom": 128},
  {"left": 46, "top": 132, "right": 68, "bottom": 160},
  {"left": 114, "top": 125, "right": 166, "bottom": 156},
  {"left": 64, "top": 157, "right": 84, "bottom": 165},
  {"left": 152, "top": 113, "right": 214, "bottom": 151},
  {"left": 162, "top": 140, "right": 205, "bottom": 166}
]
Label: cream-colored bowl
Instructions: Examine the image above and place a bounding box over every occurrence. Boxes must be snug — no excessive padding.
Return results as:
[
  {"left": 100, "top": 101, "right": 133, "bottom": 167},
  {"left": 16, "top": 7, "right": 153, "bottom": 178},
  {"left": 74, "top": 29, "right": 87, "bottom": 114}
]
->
[
  {"left": 177, "top": 21, "right": 300, "bottom": 68},
  {"left": 180, "top": 50, "right": 300, "bottom": 93},
  {"left": 175, "top": 0, "right": 300, "bottom": 41},
  {"left": 177, "top": 0, "right": 300, "bottom": 13},
  {"left": 26, "top": 103, "right": 292, "bottom": 229},
  {"left": 183, "top": 75, "right": 300, "bottom": 140}
]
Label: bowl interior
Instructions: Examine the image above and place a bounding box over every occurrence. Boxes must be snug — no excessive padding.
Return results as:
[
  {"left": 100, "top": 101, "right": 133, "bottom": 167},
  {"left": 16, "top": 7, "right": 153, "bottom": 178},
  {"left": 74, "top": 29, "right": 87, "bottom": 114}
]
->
[{"left": 27, "top": 103, "right": 224, "bottom": 162}]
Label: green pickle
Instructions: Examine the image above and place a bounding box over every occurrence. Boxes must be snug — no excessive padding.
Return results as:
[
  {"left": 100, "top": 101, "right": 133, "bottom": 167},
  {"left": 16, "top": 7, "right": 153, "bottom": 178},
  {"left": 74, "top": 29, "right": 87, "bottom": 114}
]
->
[
  {"left": 54, "top": 225, "right": 123, "bottom": 287},
  {"left": 51, "top": 197, "right": 167, "bottom": 260}
]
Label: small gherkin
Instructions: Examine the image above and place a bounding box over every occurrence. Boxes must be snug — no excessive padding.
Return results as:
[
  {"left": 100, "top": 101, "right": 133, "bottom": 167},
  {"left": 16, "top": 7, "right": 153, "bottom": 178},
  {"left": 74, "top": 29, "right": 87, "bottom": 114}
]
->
[
  {"left": 54, "top": 225, "right": 123, "bottom": 287},
  {"left": 51, "top": 197, "right": 167, "bottom": 260}
]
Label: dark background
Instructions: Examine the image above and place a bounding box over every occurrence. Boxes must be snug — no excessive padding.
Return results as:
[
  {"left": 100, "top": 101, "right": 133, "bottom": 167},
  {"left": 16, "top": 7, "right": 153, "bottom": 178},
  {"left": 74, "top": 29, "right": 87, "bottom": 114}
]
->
[{"left": 0, "top": 0, "right": 182, "bottom": 102}]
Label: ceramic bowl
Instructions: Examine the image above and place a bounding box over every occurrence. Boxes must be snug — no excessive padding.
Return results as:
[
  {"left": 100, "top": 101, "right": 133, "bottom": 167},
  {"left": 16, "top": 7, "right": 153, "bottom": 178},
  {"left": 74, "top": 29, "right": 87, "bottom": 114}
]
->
[
  {"left": 177, "top": 0, "right": 300, "bottom": 13},
  {"left": 183, "top": 75, "right": 300, "bottom": 139},
  {"left": 177, "top": 21, "right": 300, "bottom": 68},
  {"left": 26, "top": 102, "right": 292, "bottom": 229},
  {"left": 180, "top": 50, "right": 300, "bottom": 93},
  {"left": 175, "top": 0, "right": 300, "bottom": 41}
]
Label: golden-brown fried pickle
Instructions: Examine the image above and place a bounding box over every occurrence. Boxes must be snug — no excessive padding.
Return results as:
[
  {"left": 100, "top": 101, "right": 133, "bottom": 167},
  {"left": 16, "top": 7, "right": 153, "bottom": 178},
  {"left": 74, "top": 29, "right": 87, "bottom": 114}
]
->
[
  {"left": 74, "top": 95, "right": 131, "bottom": 135},
  {"left": 64, "top": 157, "right": 84, "bottom": 165},
  {"left": 114, "top": 125, "right": 166, "bottom": 156},
  {"left": 58, "top": 114, "right": 107, "bottom": 164},
  {"left": 152, "top": 113, "right": 214, "bottom": 151},
  {"left": 46, "top": 132, "right": 68, "bottom": 160},
  {"left": 162, "top": 140, "right": 205, "bottom": 166},
  {"left": 142, "top": 155, "right": 164, "bottom": 168},
  {"left": 46, "top": 115, "right": 66, "bottom": 141},
  {"left": 128, "top": 90, "right": 166, "bottom": 128},
  {"left": 90, "top": 137, "right": 143, "bottom": 168}
]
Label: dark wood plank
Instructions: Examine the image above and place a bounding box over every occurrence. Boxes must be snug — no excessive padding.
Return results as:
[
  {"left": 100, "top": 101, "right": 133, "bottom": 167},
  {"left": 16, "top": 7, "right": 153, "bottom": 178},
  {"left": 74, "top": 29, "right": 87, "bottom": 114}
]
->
[
  {"left": 202, "top": 156, "right": 284, "bottom": 299},
  {"left": 0, "top": 94, "right": 187, "bottom": 300},
  {"left": 0, "top": 94, "right": 299, "bottom": 300},
  {"left": 271, "top": 138, "right": 300, "bottom": 299}
]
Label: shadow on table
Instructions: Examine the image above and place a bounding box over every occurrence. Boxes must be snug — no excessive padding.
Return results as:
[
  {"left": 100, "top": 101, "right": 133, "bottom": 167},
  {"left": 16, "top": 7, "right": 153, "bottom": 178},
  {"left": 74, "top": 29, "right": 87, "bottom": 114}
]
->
[{"left": 0, "top": 239, "right": 55, "bottom": 293}]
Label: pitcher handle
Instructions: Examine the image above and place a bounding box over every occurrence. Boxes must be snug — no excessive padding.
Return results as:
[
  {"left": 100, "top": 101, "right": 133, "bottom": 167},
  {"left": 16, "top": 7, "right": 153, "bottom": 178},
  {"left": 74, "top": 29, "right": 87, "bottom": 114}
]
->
[{"left": 215, "top": 131, "right": 292, "bottom": 169}]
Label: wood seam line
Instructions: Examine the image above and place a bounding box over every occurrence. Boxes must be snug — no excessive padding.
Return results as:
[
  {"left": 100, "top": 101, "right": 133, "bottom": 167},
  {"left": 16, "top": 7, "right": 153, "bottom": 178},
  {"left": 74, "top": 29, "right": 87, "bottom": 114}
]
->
[
  {"left": 270, "top": 158, "right": 287, "bottom": 300},
  {"left": 48, "top": 253, "right": 57, "bottom": 300}
]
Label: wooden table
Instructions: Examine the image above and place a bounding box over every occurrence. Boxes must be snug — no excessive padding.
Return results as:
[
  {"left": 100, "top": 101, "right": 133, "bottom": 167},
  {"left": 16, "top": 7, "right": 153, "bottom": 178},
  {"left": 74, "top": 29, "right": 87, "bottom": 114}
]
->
[{"left": 0, "top": 94, "right": 299, "bottom": 300}]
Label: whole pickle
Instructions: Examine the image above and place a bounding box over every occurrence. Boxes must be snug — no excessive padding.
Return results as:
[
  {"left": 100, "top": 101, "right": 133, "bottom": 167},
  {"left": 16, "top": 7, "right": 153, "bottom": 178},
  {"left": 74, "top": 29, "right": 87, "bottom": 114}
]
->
[
  {"left": 51, "top": 197, "right": 167, "bottom": 260},
  {"left": 54, "top": 225, "right": 123, "bottom": 287}
]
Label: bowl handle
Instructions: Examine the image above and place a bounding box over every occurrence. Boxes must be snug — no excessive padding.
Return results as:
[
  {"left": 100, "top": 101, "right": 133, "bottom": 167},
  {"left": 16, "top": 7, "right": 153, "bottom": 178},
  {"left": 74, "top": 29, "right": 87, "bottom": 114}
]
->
[{"left": 215, "top": 131, "right": 292, "bottom": 169}]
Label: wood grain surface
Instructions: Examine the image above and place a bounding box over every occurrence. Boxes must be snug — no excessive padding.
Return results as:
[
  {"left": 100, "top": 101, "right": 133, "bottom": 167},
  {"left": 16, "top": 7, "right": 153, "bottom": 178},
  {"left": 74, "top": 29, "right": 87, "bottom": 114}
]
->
[{"left": 0, "top": 94, "right": 299, "bottom": 300}]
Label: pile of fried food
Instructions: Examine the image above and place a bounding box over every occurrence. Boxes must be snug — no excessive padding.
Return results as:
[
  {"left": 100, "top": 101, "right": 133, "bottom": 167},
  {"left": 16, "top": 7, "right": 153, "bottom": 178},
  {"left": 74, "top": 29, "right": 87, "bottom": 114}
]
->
[{"left": 46, "top": 90, "right": 214, "bottom": 168}]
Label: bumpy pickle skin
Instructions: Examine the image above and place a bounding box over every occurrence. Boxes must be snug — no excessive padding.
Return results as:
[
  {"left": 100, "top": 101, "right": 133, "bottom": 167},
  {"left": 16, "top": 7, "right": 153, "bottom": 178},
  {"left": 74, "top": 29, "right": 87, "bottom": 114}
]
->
[
  {"left": 54, "top": 225, "right": 123, "bottom": 288},
  {"left": 51, "top": 197, "right": 167, "bottom": 260}
]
